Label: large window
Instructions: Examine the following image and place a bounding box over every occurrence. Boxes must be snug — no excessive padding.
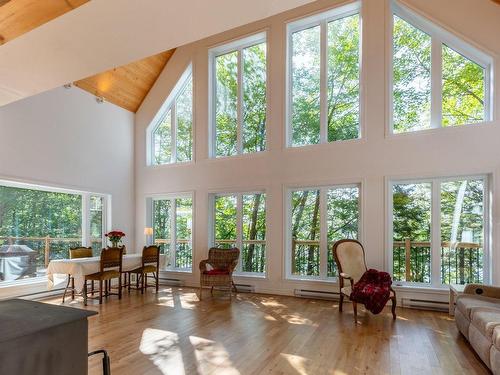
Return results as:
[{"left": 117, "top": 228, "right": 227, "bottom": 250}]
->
[
  {"left": 286, "top": 184, "right": 360, "bottom": 280},
  {"left": 150, "top": 65, "right": 193, "bottom": 165},
  {"left": 210, "top": 192, "right": 266, "bottom": 275},
  {"left": 389, "top": 176, "right": 489, "bottom": 286},
  {"left": 0, "top": 181, "right": 108, "bottom": 283},
  {"left": 287, "top": 3, "right": 361, "bottom": 147},
  {"left": 151, "top": 195, "right": 193, "bottom": 271},
  {"left": 209, "top": 33, "right": 267, "bottom": 157},
  {"left": 391, "top": 2, "right": 492, "bottom": 133}
]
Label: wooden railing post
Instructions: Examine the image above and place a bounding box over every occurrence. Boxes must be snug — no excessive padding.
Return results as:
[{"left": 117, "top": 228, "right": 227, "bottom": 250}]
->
[
  {"left": 44, "top": 236, "right": 50, "bottom": 268},
  {"left": 405, "top": 238, "right": 411, "bottom": 282},
  {"left": 8, "top": 236, "right": 13, "bottom": 245}
]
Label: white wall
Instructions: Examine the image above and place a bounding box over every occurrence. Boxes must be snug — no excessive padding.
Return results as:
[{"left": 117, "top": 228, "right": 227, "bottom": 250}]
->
[
  {"left": 135, "top": 0, "right": 500, "bottom": 301},
  {"left": 0, "top": 86, "right": 135, "bottom": 297}
]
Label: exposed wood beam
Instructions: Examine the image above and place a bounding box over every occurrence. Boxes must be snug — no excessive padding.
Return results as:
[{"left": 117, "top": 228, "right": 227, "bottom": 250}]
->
[
  {"left": 0, "top": 0, "right": 88, "bottom": 45},
  {"left": 74, "top": 49, "right": 175, "bottom": 113}
]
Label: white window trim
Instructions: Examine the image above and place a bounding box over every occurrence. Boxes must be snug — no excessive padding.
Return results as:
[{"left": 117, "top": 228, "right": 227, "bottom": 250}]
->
[
  {"left": 147, "top": 64, "right": 193, "bottom": 166},
  {"left": 146, "top": 192, "right": 194, "bottom": 273},
  {"left": 388, "top": 0, "right": 494, "bottom": 136},
  {"left": 208, "top": 190, "right": 267, "bottom": 277},
  {"left": 285, "top": 1, "right": 363, "bottom": 148},
  {"left": 284, "top": 182, "right": 362, "bottom": 282},
  {"left": 0, "top": 178, "right": 110, "bottom": 286},
  {"left": 208, "top": 31, "right": 268, "bottom": 158},
  {"left": 386, "top": 174, "right": 491, "bottom": 289}
]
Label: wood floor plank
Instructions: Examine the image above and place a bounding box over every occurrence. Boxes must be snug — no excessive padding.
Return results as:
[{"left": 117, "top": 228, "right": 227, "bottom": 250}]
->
[{"left": 41, "top": 287, "right": 490, "bottom": 375}]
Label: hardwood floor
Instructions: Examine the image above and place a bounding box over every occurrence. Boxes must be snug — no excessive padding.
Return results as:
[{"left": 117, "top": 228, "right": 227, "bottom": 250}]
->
[{"left": 43, "top": 287, "right": 490, "bottom": 375}]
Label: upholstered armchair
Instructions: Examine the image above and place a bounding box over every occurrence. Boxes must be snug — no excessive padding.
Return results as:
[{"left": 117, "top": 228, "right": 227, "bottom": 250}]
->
[
  {"left": 333, "top": 239, "right": 396, "bottom": 321},
  {"left": 199, "top": 247, "right": 240, "bottom": 300}
]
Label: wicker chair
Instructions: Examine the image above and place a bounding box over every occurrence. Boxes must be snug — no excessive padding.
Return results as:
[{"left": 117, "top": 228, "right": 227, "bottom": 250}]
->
[
  {"left": 62, "top": 246, "right": 93, "bottom": 303},
  {"left": 333, "top": 239, "right": 396, "bottom": 322},
  {"left": 84, "top": 247, "right": 123, "bottom": 305},
  {"left": 199, "top": 247, "right": 240, "bottom": 300},
  {"left": 128, "top": 245, "right": 160, "bottom": 294}
]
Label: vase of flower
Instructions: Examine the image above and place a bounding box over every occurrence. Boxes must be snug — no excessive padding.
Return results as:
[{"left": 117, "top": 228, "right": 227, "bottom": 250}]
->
[{"left": 105, "top": 230, "right": 125, "bottom": 248}]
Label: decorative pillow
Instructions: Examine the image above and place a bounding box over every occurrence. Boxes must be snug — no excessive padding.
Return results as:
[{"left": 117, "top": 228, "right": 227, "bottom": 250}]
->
[{"left": 203, "top": 269, "right": 230, "bottom": 276}]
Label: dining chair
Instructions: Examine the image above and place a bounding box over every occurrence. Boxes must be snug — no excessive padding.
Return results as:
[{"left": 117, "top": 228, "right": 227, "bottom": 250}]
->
[
  {"left": 128, "top": 245, "right": 160, "bottom": 294},
  {"left": 62, "top": 246, "right": 93, "bottom": 303},
  {"left": 83, "top": 247, "right": 123, "bottom": 305},
  {"left": 199, "top": 247, "right": 239, "bottom": 301},
  {"left": 333, "top": 239, "right": 397, "bottom": 322}
]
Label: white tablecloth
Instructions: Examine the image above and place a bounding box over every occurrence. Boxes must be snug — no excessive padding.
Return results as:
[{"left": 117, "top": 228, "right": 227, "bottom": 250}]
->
[{"left": 47, "top": 254, "right": 143, "bottom": 293}]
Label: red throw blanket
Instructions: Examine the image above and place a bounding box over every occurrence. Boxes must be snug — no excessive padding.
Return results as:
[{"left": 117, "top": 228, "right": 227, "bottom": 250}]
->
[{"left": 349, "top": 269, "right": 392, "bottom": 314}]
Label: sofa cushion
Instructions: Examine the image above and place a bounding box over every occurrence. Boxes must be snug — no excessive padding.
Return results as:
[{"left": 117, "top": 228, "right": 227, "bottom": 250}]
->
[
  {"left": 455, "top": 309, "right": 471, "bottom": 339},
  {"left": 490, "top": 346, "right": 500, "bottom": 375},
  {"left": 456, "top": 295, "right": 500, "bottom": 319},
  {"left": 471, "top": 309, "right": 500, "bottom": 339},
  {"left": 469, "top": 324, "right": 493, "bottom": 368},
  {"left": 494, "top": 326, "right": 500, "bottom": 351}
]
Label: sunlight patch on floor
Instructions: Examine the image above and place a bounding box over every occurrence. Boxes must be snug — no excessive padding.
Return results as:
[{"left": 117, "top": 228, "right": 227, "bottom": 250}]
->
[
  {"left": 280, "top": 353, "right": 310, "bottom": 375},
  {"left": 156, "top": 296, "right": 175, "bottom": 307},
  {"left": 179, "top": 292, "right": 199, "bottom": 309},
  {"left": 189, "top": 335, "right": 240, "bottom": 375},
  {"left": 281, "top": 313, "right": 316, "bottom": 326},
  {"left": 139, "top": 328, "right": 185, "bottom": 375}
]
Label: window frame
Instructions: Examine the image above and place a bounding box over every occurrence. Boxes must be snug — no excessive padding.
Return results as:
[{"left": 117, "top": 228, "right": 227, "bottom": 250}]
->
[
  {"left": 0, "top": 178, "right": 110, "bottom": 286},
  {"left": 208, "top": 190, "right": 268, "bottom": 277},
  {"left": 386, "top": 174, "right": 491, "bottom": 288},
  {"left": 285, "top": 1, "right": 363, "bottom": 148},
  {"left": 284, "top": 182, "right": 363, "bottom": 282},
  {"left": 147, "top": 64, "right": 193, "bottom": 166},
  {"left": 208, "top": 31, "right": 268, "bottom": 159},
  {"left": 146, "top": 192, "right": 194, "bottom": 273},
  {"left": 388, "top": 1, "right": 494, "bottom": 135}
]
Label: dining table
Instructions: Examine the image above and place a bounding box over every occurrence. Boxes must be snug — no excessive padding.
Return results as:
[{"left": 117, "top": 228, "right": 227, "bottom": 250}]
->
[{"left": 47, "top": 254, "right": 144, "bottom": 293}]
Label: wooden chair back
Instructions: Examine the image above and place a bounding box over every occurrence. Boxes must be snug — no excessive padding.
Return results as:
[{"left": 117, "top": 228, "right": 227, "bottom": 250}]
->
[
  {"left": 332, "top": 239, "right": 367, "bottom": 284},
  {"left": 100, "top": 247, "right": 123, "bottom": 272},
  {"left": 207, "top": 247, "right": 240, "bottom": 271},
  {"left": 142, "top": 245, "right": 160, "bottom": 267},
  {"left": 69, "top": 247, "right": 93, "bottom": 259}
]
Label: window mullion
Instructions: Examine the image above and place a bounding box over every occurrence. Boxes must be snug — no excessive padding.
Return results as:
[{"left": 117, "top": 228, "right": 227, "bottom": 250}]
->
[
  {"left": 431, "top": 181, "right": 442, "bottom": 286},
  {"left": 320, "top": 20, "right": 328, "bottom": 143},
  {"left": 171, "top": 104, "right": 177, "bottom": 163},
  {"left": 236, "top": 194, "right": 243, "bottom": 273},
  {"left": 237, "top": 49, "right": 243, "bottom": 154},
  {"left": 431, "top": 38, "right": 442, "bottom": 129},
  {"left": 82, "top": 194, "right": 89, "bottom": 247},
  {"left": 319, "top": 188, "right": 328, "bottom": 279},
  {"left": 171, "top": 198, "right": 177, "bottom": 269}
]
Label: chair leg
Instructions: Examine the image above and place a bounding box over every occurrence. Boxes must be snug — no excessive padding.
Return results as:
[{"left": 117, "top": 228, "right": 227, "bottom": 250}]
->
[
  {"left": 99, "top": 280, "right": 103, "bottom": 304},
  {"left": 62, "top": 275, "right": 71, "bottom": 303},
  {"left": 83, "top": 281, "right": 88, "bottom": 306},
  {"left": 128, "top": 273, "right": 131, "bottom": 293},
  {"left": 71, "top": 277, "right": 75, "bottom": 300},
  {"left": 91, "top": 280, "right": 95, "bottom": 296},
  {"left": 199, "top": 284, "right": 203, "bottom": 300},
  {"left": 145, "top": 273, "right": 148, "bottom": 291},
  {"left": 141, "top": 273, "right": 144, "bottom": 294},
  {"left": 353, "top": 301, "right": 358, "bottom": 323},
  {"left": 391, "top": 296, "right": 397, "bottom": 320},
  {"left": 118, "top": 275, "right": 122, "bottom": 300},
  {"left": 136, "top": 273, "right": 139, "bottom": 289},
  {"left": 155, "top": 272, "right": 159, "bottom": 292},
  {"left": 339, "top": 294, "right": 344, "bottom": 312},
  {"left": 210, "top": 286, "right": 214, "bottom": 296}
]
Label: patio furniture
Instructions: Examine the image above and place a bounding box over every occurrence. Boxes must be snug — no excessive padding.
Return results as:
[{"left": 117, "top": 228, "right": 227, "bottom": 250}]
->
[
  {"left": 199, "top": 247, "right": 239, "bottom": 300},
  {"left": 0, "top": 245, "right": 37, "bottom": 281}
]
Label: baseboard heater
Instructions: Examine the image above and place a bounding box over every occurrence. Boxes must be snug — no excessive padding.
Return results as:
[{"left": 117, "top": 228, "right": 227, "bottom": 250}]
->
[
  {"left": 401, "top": 297, "right": 448, "bottom": 311},
  {"left": 294, "top": 289, "right": 340, "bottom": 300},
  {"left": 234, "top": 284, "right": 255, "bottom": 293},
  {"left": 158, "top": 277, "right": 184, "bottom": 286}
]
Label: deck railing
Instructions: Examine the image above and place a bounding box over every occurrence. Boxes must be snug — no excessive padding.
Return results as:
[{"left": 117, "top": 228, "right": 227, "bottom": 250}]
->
[
  {"left": 214, "top": 239, "right": 266, "bottom": 273},
  {"left": 0, "top": 236, "right": 103, "bottom": 268},
  {"left": 290, "top": 238, "right": 483, "bottom": 284},
  {"left": 154, "top": 238, "right": 192, "bottom": 269}
]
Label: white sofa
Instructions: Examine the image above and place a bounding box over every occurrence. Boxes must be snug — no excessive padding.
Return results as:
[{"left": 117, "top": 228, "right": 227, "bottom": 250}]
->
[{"left": 455, "top": 283, "right": 500, "bottom": 373}]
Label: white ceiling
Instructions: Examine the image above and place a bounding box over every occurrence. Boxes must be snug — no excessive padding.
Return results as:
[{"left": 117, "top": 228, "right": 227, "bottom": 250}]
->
[{"left": 0, "top": 0, "right": 315, "bottom": 107}]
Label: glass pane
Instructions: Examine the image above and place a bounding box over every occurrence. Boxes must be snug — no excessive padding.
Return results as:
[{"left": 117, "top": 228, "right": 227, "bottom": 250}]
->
[
  {"left": 242, "top": 193, "right": 266, "bottom": 273},
  {"left": 392, "top": 183, "right": 432, "bottom": 283},
  {"left": 175, "top": 198, "right": 192, "bottom": 269},
  {"left": 214, "top": 195, "right": 237, "bottom": 248},
  {"left": 393, "top": 16, "right": 431, "bottom": 133},
  {"left": 327, "top": 187, "right": 360, "bottom": 277},
  {"left": 440, "top": 179, "right": 484, "bottom": 284},
  {"left": 291, "top": 25, "right": 321, "bottom": 146},
  {"left": 242, "top": 42, "right": 267, "bottom": 153},
  {"left": 90, "top": 195, "right": 104, "bottom": 256},
  {"left": 153, "top": 109, "right": 172, "bottom": 164},
  {"left": 153, "top": 199, "right": 171, "bottom": 267},
  {"left": 0, "top": 185, "right": 82, "bottom": 282},
  {"left": 215, "top": 51, "right": 238, "bottom": 157},
  {"left": 327, "top": 14, "right": 360, "bottom": 142},
  {"left": 290, "top": 190, "right": 320, "bottom": 276},
  {"left": 442, "top": 44, "right": 485, "bottom": 127},
  {"left": 176, "top": 76, "right": 193, "bottom": 162}
]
